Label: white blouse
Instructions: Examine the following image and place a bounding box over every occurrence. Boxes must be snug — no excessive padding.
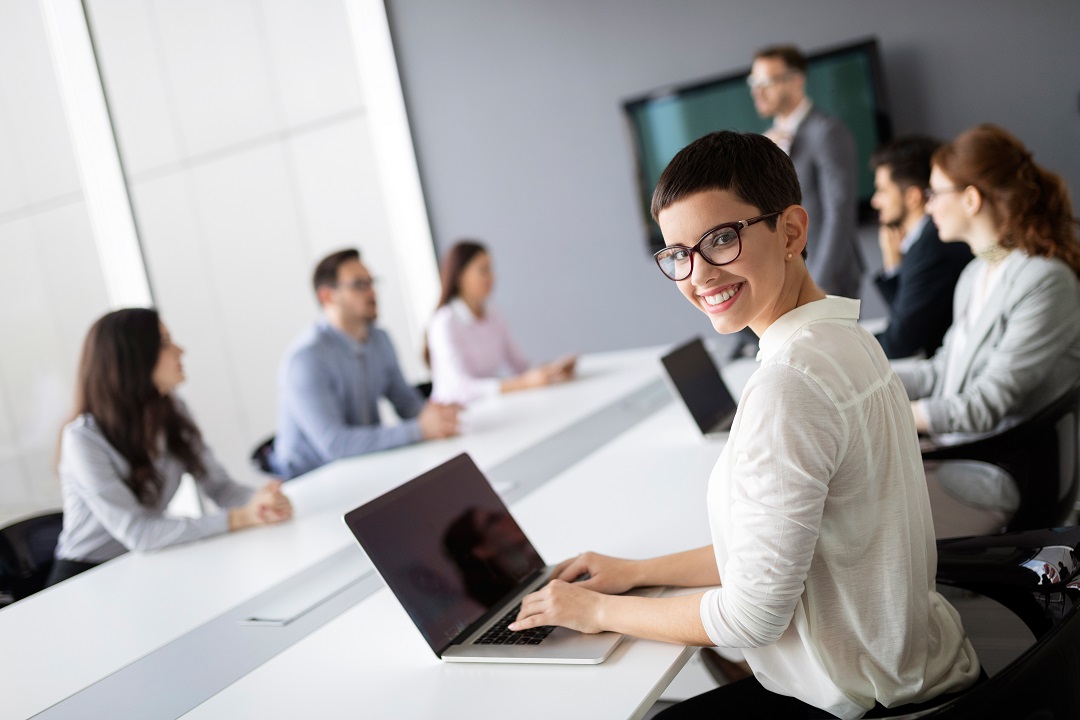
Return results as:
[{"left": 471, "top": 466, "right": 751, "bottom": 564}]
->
[{"left": 699, "top": 297, "right": 979, "bottom": 719}]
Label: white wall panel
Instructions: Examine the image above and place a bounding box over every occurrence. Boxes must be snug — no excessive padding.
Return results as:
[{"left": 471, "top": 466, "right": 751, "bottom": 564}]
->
[
  {"left": 130, "top": 171, "right": 259, "bottom": 486},
  {"left": 83, "top": 0, "right": 184, "bottom": 177},
  {"left": 31, "top": 201, "right": 110, "bottom": 366},
  {"left": 0, "top": 458, "right": 36, "bottom": 524},
  {"left": 151, "top": 0, "right": 280, "bottom": 157},
  {"left": 260, "top": 0, "right": 364, "bottom": 128},
  {"left": 0, "top": 204, "right": 106, "bottom": 516},
  {"left": 184, "top": 145, "right": 313, "bottom": 446},
  {"left": 0, "top": 0, "right": 82, "bottom": 204},
  {"left": 0, "top": 98, "right": 27, "bottom": 216}
]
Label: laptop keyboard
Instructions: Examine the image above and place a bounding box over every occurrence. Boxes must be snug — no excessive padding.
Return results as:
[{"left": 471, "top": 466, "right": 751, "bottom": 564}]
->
[{"left": 474, "top": 603, "right": 556, "bottom": 645}]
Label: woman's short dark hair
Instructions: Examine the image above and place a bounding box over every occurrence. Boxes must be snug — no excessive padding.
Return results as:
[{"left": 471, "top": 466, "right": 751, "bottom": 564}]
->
[
  {"left": 651, "top": 130, "right": 802, "bottom": 229},
  {"left": 70, "top": 308, "right": 205, "bottom": 507},
  {"left": 312, "top": 248, "right": 361, "bottom": 296}
]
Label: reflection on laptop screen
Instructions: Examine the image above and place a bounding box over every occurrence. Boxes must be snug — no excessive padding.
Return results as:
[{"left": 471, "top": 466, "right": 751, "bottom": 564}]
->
[
  {"left": 661, "top": 337, "right": 737, "bottom": 434},
  {"left": 344, "top": 454, "right": 544, "bottom": 655}
]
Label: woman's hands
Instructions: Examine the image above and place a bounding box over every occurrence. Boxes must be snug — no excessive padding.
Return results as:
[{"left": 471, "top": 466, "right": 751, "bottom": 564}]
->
[
  {"left": 229, "top": 480, "right": 293, "bottom": 531},
  {"left": 550, "top": 552, "right": 641, "bottom": 594},
  {"left": 508, "top": 355, "right": 579, "bottom": 392},
  {"left": 509, "top": 552, "right": 640, "bottom": 634},
  {"left": 510, "top": 578, "right": 608, "bottom": 634}
]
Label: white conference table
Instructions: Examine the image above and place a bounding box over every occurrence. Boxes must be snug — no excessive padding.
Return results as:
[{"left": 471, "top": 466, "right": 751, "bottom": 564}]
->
[
  {"left": 180, "top": 396, "right": 732, "bottom": 720},
  {"left": 0, "top": 345, "right": 754, "bottom": 720}
]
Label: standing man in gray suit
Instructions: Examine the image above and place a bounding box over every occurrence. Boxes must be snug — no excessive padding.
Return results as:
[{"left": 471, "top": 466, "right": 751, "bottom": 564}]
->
[{"left": 749, "top": 45, "right": 863, "bottom": 298}]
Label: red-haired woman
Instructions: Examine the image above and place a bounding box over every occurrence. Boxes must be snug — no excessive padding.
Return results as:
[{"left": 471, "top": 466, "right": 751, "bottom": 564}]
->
[{"left": 898, "top": 124, "right": 1080, "bottom": 438}]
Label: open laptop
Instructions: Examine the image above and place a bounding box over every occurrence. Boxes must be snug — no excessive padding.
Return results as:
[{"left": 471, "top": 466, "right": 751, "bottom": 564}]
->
[
  {"left": 343, "top": 453, "right": 654, "bottom": 663},
  {"left": 660, "top": 336, "right": 739, "bottom": 439}
]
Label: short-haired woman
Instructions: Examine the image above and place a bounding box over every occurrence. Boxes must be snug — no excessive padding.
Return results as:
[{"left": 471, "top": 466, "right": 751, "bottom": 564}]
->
[{"left": 511, "top": 131, "right": 981, "bottom": 719}]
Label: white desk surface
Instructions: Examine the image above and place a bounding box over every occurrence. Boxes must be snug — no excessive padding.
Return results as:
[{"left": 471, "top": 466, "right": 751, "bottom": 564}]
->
[
  {"left": 1, "top": 346, "right": 756, "bottom": 720},
  {"left": 181, "top": 401, "right": 727, "bottom": 720}
]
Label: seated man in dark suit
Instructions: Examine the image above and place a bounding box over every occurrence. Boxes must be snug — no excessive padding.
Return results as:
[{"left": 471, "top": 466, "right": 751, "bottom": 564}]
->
[{"left": 871, "top": 136, "right": 972, "bottom": 358}]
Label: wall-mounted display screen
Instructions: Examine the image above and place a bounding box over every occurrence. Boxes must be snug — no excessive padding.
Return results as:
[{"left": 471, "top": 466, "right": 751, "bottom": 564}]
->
[{"left": 624, "top": 38, "right": 891, "bottom": 252}]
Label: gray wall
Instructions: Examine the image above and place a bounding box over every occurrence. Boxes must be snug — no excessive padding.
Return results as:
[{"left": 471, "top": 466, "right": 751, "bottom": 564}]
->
[{"left": 387, "top": 0, "right": 1080, "bottom": 359}]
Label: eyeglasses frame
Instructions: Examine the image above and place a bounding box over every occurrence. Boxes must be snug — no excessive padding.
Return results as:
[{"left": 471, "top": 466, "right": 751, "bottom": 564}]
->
[
  {"left": 923, "top": 186, "right": 967, "bottom": 202},
  {"left": 334, "top": 277, "right": 377, "bottom": 293},
  {"left": 654, "top": 211, "right": 784, "bottom": 281}
]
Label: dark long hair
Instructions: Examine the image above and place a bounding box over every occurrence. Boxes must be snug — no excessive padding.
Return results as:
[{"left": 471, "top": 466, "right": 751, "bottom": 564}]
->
[
  {"left": 424, "top": 240, "right": 489, "bottom": 365},
  {"left": 933, "top": 124, "right": 1080, "bottom": 276},
  {"left": 435, "top": 240, "right": 488, "bottom": 310},
  {"left": 69, "top": 308, "right": 206, "bottom": 506}
]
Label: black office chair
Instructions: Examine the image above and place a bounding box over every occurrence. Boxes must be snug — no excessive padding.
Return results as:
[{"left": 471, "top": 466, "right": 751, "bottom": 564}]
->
[
  {"left": 250, "top": 435, "right": 277, "bottom": 475},
  {"left": 921, "top": 383, "right": 1080, "bottom": 534},
  {"left": 0, "top": 511, "right": 63, "bottom": 606},
  {"left": 896, "top": 525, "right": 1080, "bottom": 719}
]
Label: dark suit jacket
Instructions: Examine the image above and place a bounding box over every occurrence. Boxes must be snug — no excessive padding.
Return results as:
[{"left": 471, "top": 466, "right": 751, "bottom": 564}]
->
[
  {"left": 790, "top": 106, "right": 863, "bottom": 298},
  {"left": 874, "top": 219, "right": 972, "bottom": 359}
]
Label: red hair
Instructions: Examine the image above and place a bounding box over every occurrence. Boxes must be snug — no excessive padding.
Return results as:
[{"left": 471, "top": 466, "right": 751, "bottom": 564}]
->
[{"left": 933, "top": 124, "right": 1080, "bottom": 276}]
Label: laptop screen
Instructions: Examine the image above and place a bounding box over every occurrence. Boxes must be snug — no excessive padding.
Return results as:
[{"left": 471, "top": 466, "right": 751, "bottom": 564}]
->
[
  {"left": 344, "top": 453, "right": 545, "bottom": 656},
  {"left": 661, "top": 337, "right": 737, "bottom": 433}
]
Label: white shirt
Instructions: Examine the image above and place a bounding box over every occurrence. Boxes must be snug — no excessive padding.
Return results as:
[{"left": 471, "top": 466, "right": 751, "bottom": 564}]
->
[
  {"left": 699, "top": 297, "right": 979, "bottom": 719},
  {"left": 427, "top": 298, "right": 530, "bottom": 404},
  {"left": 768, "top": 97, "right": 813, "bottom": 155}
]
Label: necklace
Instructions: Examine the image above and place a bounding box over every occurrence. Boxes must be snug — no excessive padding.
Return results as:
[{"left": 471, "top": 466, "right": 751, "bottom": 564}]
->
[{"left": 976, "top": 244, "right": 1011, "bottom": 264}]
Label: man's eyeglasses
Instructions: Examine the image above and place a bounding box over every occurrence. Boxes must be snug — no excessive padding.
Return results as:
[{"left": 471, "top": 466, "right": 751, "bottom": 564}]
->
[
  {"left": 335, "top": 278, "right": 377, "bottom": 292},
  {"left": 746, "top": 72, "right": 794, "bottom": 91},
  {"left": 654, "top": 212, "right": 782, "bottom": 281},
  {"left": 923, "top": 186, "right": 966, "bottom": 202}
]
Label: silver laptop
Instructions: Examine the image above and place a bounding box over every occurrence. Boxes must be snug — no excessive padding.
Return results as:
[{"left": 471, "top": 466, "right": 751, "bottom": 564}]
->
[
  {"left": 660, "top": 337, "right": 739, "bottom": 439},
  {"left": 343, "top": 453, "right": 654, "bottom": 664}
]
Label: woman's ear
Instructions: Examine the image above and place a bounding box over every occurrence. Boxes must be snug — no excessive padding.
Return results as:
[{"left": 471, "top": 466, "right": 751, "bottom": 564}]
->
[
  {"left": 962, "top": 185, "right": 983, "bottom": 217},
  {"left": 780, "top": 205, "right": 809, "bottom": 256}
]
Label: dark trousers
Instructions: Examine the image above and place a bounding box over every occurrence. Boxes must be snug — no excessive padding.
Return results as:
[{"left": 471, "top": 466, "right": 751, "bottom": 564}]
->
[
  {"left": 44, "top": 558, "right": 100, "bottom": 588},
  {"left": 656, "top": 670, "right": 987, "bottom": 719}
]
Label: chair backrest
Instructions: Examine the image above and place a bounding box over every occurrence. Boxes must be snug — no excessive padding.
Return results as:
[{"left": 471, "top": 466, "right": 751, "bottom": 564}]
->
[
  {"left": 250, "top": 435, "right": 276, "bottom": 475},
  {"left": 917, "top": 526, "right": 1080, "bottom": 718},
  {"left": 0, "top": 511, "right": 64, "bottom": 605},
  {"left": 922, "top": 383, "right": 1080, "bottom": 533}
]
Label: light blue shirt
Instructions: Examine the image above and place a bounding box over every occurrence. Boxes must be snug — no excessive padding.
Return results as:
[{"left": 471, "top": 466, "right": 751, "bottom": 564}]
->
[{"left": 272, "top": 320, "right": 424, "bottom": 479}]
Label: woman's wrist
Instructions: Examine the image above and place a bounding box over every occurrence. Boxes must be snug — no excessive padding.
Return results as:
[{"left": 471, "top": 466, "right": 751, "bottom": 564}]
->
[{"left": 228, "top": 507, "right": 251, "bottom": 532}]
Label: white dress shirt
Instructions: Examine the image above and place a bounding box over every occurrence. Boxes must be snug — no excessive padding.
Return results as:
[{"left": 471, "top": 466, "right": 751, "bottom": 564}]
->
[
  {"left": 699, "top": 297, "right": 979, "bottom": 719},
  {"left": 427, "top": 298, "right": 530, "bottom": 404},
  {"left": 767, "top": 97, "right": 812, "bottom": 155}
]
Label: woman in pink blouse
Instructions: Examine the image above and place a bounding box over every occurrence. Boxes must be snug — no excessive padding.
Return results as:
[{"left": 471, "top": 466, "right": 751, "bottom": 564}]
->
[{"left": 426, "top": 240, "right": 575, "bottom": 404}]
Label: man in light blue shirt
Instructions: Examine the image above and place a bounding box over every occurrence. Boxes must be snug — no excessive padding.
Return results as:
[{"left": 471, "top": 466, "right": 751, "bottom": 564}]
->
[{"left": 271, "top": 249, "right": 459, "bottom": 479}]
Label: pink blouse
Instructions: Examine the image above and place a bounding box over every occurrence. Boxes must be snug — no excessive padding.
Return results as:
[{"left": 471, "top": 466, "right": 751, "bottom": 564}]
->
[{"left": 427, "top": 298, "right": 530, "bottom": 404}]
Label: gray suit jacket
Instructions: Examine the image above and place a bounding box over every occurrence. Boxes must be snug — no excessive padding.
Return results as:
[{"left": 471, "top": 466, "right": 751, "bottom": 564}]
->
[
  {"left": 895, "top": 253, "right": 1080, "bottom": 435},
  {"left": 790, "top": 106, "right": 863, "bottom": 298}
]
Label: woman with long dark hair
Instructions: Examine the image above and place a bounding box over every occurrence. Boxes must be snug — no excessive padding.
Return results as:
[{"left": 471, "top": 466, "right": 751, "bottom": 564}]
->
[
  {"left": 426, "top": 240, "right": 576, "bottom": 404},
  {"left": 896, "top": 124, "right": 1080, "bottom": 438},
  {"left": 47, "top": 308, "right": 292, "bottom": 585}
]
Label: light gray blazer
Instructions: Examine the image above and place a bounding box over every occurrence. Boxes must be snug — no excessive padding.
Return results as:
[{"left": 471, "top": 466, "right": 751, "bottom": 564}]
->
[
  {"left": 895, "top": 253, "right": 1080, "bottom": 435},
  {"left": 790, "top": 106, "right": 863, "bottom": 298}
]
